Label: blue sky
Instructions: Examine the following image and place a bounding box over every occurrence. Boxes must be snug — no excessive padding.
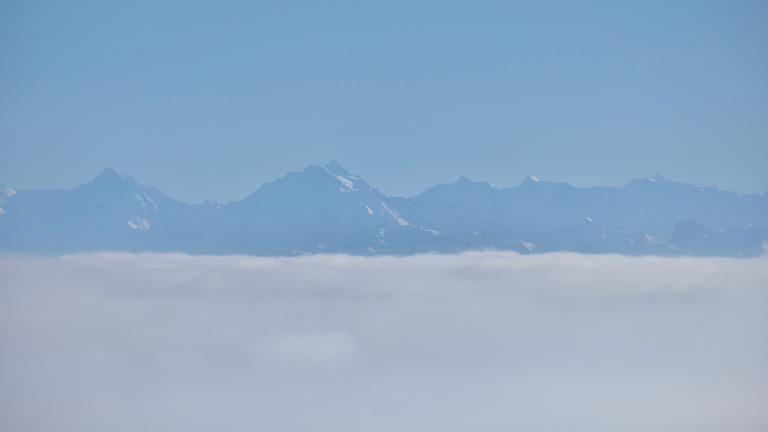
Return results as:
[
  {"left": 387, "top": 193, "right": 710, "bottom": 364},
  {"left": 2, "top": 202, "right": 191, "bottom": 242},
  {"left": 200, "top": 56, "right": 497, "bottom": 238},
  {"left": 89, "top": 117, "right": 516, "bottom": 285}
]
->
[{"left": 1, "top": 0, "right": 766, "bottom": 203}]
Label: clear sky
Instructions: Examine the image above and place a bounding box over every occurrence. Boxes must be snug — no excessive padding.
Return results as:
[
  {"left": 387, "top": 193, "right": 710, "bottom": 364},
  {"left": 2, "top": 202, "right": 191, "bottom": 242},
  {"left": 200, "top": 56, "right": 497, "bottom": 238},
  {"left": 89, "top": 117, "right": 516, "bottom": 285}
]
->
[{"left": 1, "top": 0, "right": 766, "bottom": 203}]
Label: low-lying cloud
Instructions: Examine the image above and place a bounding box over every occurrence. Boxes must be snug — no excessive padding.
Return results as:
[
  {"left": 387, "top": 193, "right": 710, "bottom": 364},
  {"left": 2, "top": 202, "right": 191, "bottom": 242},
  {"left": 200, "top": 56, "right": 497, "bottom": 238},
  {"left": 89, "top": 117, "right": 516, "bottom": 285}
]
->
[{"left": 1, "top": 252, "right": 767, "bottom": 431}]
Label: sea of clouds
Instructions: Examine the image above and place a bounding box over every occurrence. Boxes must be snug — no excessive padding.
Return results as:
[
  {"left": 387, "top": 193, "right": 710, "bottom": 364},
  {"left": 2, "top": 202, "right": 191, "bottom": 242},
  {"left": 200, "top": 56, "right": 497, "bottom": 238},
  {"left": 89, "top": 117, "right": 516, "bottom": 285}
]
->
[{"left": 1, "top": 251, "right": 767, "bottom": 431}]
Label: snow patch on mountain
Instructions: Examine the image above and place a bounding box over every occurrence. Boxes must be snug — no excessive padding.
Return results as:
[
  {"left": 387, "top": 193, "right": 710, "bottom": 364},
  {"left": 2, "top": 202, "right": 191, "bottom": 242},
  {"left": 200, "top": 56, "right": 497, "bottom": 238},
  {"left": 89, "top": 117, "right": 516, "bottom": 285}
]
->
[
  {"left": 382, "top": 203, "right": 410, "bottom": 226},
  {"left": 322, "top": 162, "right": 357, "bottom": 192},
  {"left": 127, "top": 216, "right": 150, "bottom": 231},
  {"left": 133, "top": 193, "right": 159, "bottom": 210},
  {"left": 1, "top": 186, "right": 17, "bottom": 198},
  {"left": 333, "top": 174, "right": 355, "bottom": 192},
  {"left": 143, "top": 193, "right": 158, "bottom": 210},
  {"left": 0, "top": 186, "right": 16, "bottom": 215}
]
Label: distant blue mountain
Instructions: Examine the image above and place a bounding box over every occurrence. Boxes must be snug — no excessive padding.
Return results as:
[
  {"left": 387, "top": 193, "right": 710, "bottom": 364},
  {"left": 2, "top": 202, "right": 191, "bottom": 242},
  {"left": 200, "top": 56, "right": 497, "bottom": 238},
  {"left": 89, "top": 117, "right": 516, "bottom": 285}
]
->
[{"left": 1, "top": 162, "right": 766, "bottom": 257}]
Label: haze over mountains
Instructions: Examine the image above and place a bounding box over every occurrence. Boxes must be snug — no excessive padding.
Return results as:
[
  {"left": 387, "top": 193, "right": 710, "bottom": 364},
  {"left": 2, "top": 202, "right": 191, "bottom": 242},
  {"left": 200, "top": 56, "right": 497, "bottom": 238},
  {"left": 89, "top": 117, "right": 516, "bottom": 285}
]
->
[{"left": 1, "top": 162, "right": 766, "bottom": 257}]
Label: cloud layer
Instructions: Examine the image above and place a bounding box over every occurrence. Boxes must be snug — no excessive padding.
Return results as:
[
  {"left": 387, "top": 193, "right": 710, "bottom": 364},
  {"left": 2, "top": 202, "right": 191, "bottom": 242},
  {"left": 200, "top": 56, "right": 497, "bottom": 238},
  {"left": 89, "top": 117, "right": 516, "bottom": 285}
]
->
[{"left": 1, "top": 252, "right": 767, "bottom": 431}]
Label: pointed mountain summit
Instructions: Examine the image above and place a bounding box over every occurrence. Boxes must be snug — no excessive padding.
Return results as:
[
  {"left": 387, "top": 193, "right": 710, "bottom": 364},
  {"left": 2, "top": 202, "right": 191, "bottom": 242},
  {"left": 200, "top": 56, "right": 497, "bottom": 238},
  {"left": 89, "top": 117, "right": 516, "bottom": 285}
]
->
[
  {"left": 323, "top": 160, "right": 352, "bottom": 176},
  {"left": 522, "top": 175, "right": 540, "bottom": 184},
  {"left": 227, "top": 162, "right": 426, "bottom": 254},
  {"left": 243, "top": 161, "right": 381, "bottom": 204},
  {"left": 87, "top": 167, "right": 140, "bottom": 190},
  {"left": 94, "top": 166, "right": 132, "bottom": 181},
  {"left": 71, "top": 167, "right": 172, "bottom": 211},
  {"left": 0, "top": 167, "right": 194, "bottom": 253},
  {"left": 454, "top": 175, "right": 474, "bottom": 184}
]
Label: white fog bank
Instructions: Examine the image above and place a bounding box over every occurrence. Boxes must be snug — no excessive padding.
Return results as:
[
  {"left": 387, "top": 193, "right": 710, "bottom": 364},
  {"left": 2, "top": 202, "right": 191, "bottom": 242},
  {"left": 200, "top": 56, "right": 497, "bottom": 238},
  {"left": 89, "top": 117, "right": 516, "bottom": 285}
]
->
[{"left": 1, "top": 252, "right": 767, "bottom": 432}]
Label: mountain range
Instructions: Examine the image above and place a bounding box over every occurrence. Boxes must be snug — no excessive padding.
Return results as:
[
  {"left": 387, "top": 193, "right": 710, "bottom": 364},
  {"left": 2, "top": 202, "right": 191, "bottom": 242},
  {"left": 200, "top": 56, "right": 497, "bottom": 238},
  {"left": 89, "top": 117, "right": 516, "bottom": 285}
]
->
[{"left": 1, "top": 162, "right": 766, "bottom": 257}]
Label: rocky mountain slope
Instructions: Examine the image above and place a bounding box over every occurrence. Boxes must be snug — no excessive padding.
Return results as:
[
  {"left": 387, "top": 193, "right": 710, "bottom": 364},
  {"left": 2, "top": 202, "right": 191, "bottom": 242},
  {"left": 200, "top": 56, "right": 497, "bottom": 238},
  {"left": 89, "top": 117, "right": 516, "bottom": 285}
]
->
[{"left": 1, "top": 162, "right": 766, "bottom": 256}]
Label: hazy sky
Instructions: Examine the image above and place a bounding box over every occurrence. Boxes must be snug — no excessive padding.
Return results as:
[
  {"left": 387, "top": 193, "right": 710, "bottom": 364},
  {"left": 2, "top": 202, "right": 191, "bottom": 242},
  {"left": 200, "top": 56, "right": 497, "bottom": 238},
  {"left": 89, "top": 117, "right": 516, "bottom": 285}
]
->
[
  {"left": 1, "top": 252, "right": 767, "bottom": 431},
  {"left": 1, "top": 1, "right": 767, "bottom": 202}
]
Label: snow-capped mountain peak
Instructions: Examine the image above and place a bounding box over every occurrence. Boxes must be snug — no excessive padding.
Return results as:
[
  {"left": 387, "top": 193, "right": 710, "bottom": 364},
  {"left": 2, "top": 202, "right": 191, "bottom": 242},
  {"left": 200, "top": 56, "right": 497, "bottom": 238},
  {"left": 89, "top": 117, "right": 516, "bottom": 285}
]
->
[
  {"left": 88, "top": 167, "right": 140, "bottom": 189},
  {"left": 519, "top": 175, "right": 545, "bottom": 187},
  {"left": 323, "top": 160, "right": 352, "bottom": 176}
]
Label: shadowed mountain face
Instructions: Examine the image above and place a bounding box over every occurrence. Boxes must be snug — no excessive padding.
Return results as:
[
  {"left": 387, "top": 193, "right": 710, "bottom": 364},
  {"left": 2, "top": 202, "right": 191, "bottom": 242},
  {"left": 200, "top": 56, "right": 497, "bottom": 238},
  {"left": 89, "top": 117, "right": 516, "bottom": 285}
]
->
[{"left": 1, "top": 162, "right": 766, "bottom": 257}]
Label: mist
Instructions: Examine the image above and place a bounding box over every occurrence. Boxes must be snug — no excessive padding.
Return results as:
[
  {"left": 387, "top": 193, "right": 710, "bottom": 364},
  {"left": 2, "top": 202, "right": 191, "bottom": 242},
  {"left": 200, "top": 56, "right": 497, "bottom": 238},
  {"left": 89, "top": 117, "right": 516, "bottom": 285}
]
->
[{"left": 1, "top": 252, "right": 767, "bottom": 431}]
